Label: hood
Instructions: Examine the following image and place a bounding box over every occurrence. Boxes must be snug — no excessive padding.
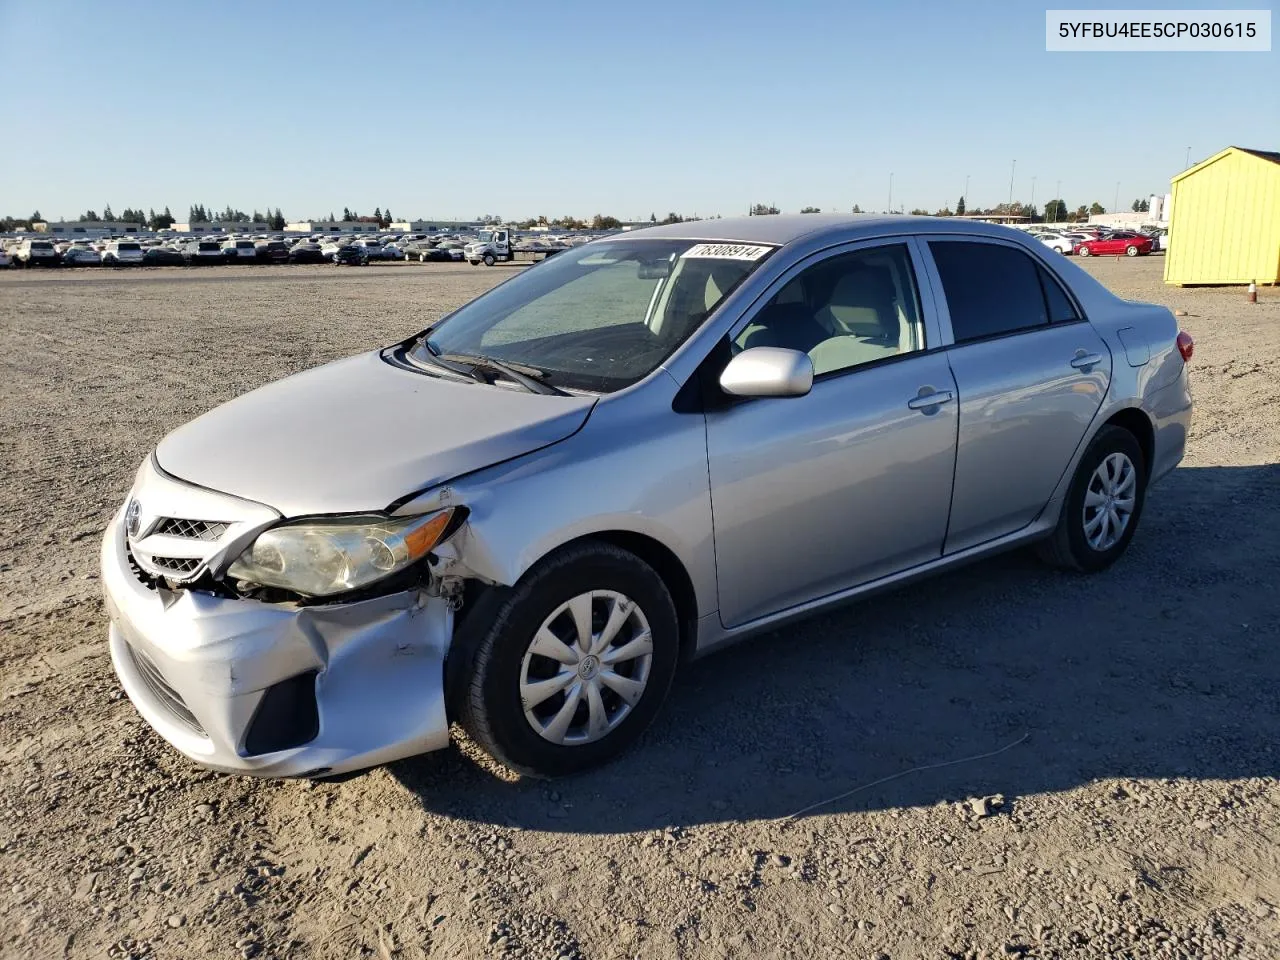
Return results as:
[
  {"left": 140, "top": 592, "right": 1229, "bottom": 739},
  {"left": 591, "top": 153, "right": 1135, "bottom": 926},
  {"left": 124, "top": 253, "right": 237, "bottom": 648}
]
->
[{"left": 156, "top": 351, "right": 595, "bottom": 517}]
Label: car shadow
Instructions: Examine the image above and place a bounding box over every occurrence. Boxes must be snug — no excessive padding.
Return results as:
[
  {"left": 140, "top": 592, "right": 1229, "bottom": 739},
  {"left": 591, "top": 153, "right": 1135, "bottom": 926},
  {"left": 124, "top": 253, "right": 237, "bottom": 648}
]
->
[{"left": 389, "top": 463, "right": 1280, "bottom": 832}]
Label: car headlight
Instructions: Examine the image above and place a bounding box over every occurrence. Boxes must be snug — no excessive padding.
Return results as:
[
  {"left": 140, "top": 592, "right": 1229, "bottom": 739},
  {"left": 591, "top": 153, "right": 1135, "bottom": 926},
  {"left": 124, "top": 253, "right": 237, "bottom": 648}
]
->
[{"left": 227, "top": 510, "right": 457, "bottom": 598}]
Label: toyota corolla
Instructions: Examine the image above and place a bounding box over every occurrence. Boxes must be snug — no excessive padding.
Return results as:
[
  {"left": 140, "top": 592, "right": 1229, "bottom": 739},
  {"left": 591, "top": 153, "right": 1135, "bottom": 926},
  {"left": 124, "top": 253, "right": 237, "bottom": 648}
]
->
[{"left": 102, "top": 215, "right": 1193, "bottom": 778}]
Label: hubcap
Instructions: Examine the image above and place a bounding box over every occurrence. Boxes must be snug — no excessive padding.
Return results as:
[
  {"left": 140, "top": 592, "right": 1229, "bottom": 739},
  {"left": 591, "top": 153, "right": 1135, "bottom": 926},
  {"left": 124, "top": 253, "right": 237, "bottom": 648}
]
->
[
  {"left": 1082, "top": 452, "right": 1136, "bottom": 551},
  {"left": 519, "top": 590, "right": 653, "bottom": 745}
]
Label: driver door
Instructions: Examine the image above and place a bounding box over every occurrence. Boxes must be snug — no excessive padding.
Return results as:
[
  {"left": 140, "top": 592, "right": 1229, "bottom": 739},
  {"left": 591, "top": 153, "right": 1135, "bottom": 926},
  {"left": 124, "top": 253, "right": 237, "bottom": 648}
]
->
[{"left": 704, "top": 240, "right": 959, "bottom": 628}]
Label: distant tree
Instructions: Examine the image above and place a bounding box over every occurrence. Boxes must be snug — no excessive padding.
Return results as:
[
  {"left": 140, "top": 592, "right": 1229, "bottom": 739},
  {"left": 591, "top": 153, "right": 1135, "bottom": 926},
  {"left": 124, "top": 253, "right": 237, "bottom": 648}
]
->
[
  {"left": 1043, "top": 199, "right": 1067, "bottom": 222},
  {"left": 591, "top": 214, "right": 622, "bottom": 230},
  {"left": 649, "top": 212, "right": 657, "bottom": 223},
  {"left": 934, "top": 207, "right": 953, "bottom": 217},
  {"left": 659, "top": 212, "right": 684, "bottom": 225},
  {"left": 29, "top": 210, "right": 41, "bottom": 222},
  {"left": 749, "top": 203, "right": 780, "bottom": 216},
  {"left": 327, "top": 212, "right": 335, "bottom": 222},
  {"left": 799, "top": 206, "right": 821, "bottom": 214},
  {"left": 269, "top": 208, "right": 286, "bottom": 231},
  {"left": 1132, "top": 198, "right": 1150, "bottom": 213},
  {"left": 1074, "top": 205, "right": 1089, "bottom": 221},
  {"left": 80, "top": 210, "right": 100, "bottom": 222},
  {"left": 383, "top": 208, "right": 393, "bottom": 226},
  {"left": 342, "top": 206, "right": 352, "bottom": 221},
  {"left": 955, "top": 196, "right": 966, "bottom": 216},
  {"left": 102, "top": 204, "right": 115, "bottom": 220},
  {"left": 851, "top": 204, "right": 864, "bottom": 214},
  {"left": 373, "top": 207, "right": 382, "bottom": 222},
  {"left": 149, "top": 207, "right": 175, "bottom": 230},
  {"left": 1089, "top": 201, "right": 1106, "bottom": 215}
]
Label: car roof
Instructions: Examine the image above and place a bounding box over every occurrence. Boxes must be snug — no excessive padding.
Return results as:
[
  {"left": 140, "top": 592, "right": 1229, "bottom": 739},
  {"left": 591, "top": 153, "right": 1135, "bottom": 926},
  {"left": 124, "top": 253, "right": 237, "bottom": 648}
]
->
[{"left": 598, "top": 213, "right": 1032, "bottom": 247}]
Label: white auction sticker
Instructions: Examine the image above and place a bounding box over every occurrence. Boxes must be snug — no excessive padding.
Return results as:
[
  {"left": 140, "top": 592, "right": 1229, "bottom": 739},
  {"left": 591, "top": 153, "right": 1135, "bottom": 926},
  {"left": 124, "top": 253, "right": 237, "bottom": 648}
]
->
[{"left": 681, "top": 243, "right": 773, "bottom": 261}]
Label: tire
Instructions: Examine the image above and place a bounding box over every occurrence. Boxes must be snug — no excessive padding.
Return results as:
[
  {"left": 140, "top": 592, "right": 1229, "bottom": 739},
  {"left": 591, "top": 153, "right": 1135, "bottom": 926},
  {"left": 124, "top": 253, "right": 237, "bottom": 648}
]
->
[
  {"left": 454, "top": 541, "right": 680, "bottom": 778},
  {"left": 483, "top": 253, "right": 496, "bottom": 267},
  {"left": 1126, "top": 245, "right": 1139, "bottom": 257},
  {"left": 1036, "top": 424, "right": 1147, "bottom": 573},
  {"left": 1077, "top": 246, "right": 1090, "bottom": 257}
]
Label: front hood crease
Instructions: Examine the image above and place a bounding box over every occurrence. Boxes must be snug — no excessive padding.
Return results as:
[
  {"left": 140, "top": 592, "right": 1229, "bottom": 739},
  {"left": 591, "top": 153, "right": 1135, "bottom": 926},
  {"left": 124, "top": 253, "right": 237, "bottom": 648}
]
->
[{"left": 156, "top": 351, "right": 595, "bottom": 517}]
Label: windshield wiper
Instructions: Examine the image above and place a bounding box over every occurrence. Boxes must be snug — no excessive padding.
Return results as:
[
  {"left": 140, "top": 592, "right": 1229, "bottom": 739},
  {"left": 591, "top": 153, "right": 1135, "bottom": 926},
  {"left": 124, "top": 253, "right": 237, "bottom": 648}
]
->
[
  {"left": 439, "top": 352, "right": 570, "bottom": 396},
  {"left": 408, "top": 341, "right": 490, "bottom": 384}
]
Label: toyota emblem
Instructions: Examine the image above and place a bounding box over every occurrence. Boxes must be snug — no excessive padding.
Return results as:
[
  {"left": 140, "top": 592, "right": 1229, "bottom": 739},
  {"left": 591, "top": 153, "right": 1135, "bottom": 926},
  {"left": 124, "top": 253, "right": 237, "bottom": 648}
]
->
[{"left": 125, "top": 499, "right": 142, "bottom": 538}]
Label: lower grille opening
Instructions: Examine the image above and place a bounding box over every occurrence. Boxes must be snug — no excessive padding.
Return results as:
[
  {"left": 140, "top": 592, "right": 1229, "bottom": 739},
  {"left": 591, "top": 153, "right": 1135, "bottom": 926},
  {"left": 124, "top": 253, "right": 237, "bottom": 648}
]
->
[
  {"left": 243, "top": 671, "right": 320, "bottom": 756},
  {"left": 126, "top": 644, "right": 206, "bottom": 737}
]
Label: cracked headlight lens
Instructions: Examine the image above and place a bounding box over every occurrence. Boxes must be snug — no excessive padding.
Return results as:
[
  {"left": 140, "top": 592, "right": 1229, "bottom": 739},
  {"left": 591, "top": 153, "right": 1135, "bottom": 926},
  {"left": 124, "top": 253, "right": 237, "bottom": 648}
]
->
[{"left": 227, "top": 510, "right": 455, "bottom": 597}]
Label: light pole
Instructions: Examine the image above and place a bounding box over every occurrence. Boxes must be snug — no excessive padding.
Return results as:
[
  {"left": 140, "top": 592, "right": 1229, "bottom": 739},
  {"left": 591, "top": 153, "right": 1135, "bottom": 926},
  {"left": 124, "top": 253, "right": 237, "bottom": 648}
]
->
[
  {"left": 888, "top": 173, "right": 894, "bottom": 213},
  {"left": 1008, "top": 159, "right": 1016, "bottom": 207}
]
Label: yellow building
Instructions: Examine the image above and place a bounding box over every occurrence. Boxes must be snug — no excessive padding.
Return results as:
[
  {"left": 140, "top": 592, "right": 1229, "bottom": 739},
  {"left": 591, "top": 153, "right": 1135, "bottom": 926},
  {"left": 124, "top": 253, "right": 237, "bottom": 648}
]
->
[{"left": 1165, "top": 146, "right": 1280, "bottom": 286}]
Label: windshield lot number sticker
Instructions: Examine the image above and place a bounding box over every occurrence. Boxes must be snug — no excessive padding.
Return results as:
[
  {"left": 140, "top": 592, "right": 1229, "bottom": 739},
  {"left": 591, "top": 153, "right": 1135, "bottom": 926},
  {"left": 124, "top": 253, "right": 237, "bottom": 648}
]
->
[{"left": 681, "top": 243, "right": 772, "bottom": 261}]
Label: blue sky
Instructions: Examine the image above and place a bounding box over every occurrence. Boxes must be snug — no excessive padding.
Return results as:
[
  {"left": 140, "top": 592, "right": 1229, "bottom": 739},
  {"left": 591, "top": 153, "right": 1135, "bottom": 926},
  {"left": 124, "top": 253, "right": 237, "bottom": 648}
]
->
[{"left": 1, "top": 0, "right": 1275, "bottom": 221}]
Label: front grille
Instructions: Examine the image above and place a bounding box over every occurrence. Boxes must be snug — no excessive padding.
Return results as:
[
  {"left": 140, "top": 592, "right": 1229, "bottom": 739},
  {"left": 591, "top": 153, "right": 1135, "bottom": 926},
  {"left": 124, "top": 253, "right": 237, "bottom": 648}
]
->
[
  {"left": 146, "top": 555, "right": 202, "bottom": 577},
  {"left": 154, "top": 518, "right": 229, "bottom": 542},
  {"left": 126, "top": 644, "right": 206, "bottom": 737},
  {"left": 125, "top": 544, "right": 155, "bottom": 588}
]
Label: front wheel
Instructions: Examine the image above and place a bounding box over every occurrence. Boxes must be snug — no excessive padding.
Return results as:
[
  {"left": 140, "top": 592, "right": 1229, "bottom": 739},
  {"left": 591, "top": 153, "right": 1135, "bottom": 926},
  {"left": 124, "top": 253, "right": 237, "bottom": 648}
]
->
[
  {"left": 1126, "top": 245, "right": 1139, "bottom": 257},
  {"left": 1037, "top": 424, "right": 1147, "bottom": 573},
  {"left": 454, "top": 542, "right": 680, "bottom": 778},
  {"left": 1077, "top": 246, "right": 1090, "bottom": 257},
  {"left": 483, "top": 253, "right": 496, "bottom": 266}
]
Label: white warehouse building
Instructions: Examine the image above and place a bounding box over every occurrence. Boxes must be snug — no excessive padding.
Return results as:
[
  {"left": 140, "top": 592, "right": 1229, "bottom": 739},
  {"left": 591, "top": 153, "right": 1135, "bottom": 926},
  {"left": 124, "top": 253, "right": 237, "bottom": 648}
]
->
[
  {"left": 285, "top": 221, "right": 381, "bottom": 235},
  {"left": 171, "top": 221, "right": 270, "bottom": 234}
]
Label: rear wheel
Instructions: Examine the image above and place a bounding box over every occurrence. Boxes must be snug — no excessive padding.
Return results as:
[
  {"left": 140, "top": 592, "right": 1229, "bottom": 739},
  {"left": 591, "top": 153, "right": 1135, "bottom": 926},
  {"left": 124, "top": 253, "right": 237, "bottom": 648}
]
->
[
  {"left": 1126, "top": 245, "right": 1139, "bottom": 257},
  {"left": 1037, "top": 424, "right": 1147, "bottom": 573},
  {"left": 1077, "top": 246, "right": 1090, "bottom": 257},
  {"left": 455, "top": 542, "right": 680, "bottom": 778}
]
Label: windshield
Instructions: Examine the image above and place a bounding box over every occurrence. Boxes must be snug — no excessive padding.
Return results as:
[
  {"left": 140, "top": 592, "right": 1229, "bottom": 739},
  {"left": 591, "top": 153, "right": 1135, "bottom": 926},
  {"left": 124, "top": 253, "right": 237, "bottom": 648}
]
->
[{"left": 409, "top": 238, "right": 774, "bottom": 393}]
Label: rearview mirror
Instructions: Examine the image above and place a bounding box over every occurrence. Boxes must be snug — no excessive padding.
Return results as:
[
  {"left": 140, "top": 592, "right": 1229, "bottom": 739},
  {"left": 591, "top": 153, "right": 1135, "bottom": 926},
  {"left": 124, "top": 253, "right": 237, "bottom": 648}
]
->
[
  {"left": 637, "top": 260, "right": 672, "bottom": 279},
  {"left": 719, "top": 347, "right": 813, "bottom": 398}
]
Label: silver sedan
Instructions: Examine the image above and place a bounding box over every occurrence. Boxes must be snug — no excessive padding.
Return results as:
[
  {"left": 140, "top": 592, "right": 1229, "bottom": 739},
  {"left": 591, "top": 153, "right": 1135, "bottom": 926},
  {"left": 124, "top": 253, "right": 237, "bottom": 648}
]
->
[{"left": 102, "top": 215, "right": 1193, "bottom": 778}]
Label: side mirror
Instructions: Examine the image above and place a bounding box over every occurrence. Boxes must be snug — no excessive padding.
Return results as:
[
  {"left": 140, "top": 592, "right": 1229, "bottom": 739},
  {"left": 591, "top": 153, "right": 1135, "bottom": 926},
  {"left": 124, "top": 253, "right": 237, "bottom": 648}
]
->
[{"left": 719, "top": 347, "right": 813, "bottom": 398}]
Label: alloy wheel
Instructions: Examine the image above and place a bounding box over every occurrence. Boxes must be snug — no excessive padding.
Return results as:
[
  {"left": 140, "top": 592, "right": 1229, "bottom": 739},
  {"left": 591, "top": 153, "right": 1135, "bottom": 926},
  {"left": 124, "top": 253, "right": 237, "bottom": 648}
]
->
[
  {"left": 519, "top": 591, "right": 653, "bottom": 745},
  {"left": 1082, "top": 452, "right": 1136, "bottom": 551}
]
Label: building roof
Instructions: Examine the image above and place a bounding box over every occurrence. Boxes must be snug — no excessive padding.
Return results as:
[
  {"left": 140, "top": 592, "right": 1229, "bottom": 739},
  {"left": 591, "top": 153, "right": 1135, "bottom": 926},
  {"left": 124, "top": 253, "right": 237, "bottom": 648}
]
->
[
  {"left": 1238, "top": 147, "right": 1280, "bottom": 165},
  {"left": 1173, "top": 145, "right": 1280, "bottom": 182}
]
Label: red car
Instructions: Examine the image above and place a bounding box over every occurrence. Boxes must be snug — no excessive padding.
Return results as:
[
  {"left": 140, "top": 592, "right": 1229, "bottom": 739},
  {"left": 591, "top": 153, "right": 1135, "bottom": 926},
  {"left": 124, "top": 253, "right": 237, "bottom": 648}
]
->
[{"left": 1075, "top": 231, "right": 1153, "bottom": 258}]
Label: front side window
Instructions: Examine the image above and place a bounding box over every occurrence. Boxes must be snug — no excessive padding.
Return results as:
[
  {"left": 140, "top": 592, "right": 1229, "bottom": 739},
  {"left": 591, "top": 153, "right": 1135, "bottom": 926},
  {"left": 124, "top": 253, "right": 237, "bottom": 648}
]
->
[
  {"left": 928, "top": 241, "right": 1050, "bottom": 343},
  {"left": 733, "top": 243, "right": 925, "bottom": 377},
  {"left": 412, "top": 239, "right": 773, "bottom": 392}
]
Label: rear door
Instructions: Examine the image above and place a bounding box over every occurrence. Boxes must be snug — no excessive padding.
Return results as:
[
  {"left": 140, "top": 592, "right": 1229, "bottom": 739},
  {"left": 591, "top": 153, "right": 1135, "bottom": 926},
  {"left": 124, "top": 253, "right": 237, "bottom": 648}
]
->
[{"left": 920, "top": 238, "right": 1111, "bottom": 554}]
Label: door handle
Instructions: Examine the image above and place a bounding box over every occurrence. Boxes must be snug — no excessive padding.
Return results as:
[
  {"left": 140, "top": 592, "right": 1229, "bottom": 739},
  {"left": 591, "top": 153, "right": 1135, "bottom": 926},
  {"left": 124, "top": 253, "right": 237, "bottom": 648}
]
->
[
  {"left": 907, "top": 390, "right": 954, "bottom": 411},
  {"left": 1070, "top": 352, "right": 1103, "bottom": 370}
]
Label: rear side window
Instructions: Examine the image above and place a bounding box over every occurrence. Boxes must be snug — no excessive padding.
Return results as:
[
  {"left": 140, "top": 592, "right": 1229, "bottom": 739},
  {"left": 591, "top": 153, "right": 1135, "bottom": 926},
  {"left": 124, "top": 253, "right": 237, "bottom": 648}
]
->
[
  {"left": 1038, "top": 266, "right": 1080, "bottom": 323},
  {"left": 929, "top": 241, "right": 1048, "bottom": 343}
]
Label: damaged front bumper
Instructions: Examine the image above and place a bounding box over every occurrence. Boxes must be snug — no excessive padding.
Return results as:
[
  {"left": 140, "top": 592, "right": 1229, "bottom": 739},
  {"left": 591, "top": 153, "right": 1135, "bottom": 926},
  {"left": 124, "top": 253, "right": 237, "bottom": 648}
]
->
[{"left": 101, "top": 503, "right": 454, "bottom": 777}]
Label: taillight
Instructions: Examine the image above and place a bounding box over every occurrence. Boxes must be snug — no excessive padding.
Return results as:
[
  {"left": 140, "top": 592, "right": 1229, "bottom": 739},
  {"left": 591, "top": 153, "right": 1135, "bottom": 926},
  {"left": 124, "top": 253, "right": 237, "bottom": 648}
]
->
[{"left": 1176, "top": 331, "right": 1194, "bottom": 362}]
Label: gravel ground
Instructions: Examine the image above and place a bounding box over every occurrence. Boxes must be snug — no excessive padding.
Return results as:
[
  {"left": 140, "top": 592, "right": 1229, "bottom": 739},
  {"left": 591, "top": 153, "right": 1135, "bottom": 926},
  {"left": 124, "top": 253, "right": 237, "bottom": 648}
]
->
[{"left": 1, "top": 258, "right": 1277, "bottom": 960}]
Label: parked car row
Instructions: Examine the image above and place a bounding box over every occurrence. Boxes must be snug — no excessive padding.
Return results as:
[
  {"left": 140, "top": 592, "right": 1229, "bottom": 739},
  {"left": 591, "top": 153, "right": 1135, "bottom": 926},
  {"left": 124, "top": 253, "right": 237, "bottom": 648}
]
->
[
  {"left": 2, "top": 230, "right": 583, "bottom": 268},
  {"left": 1026, "top": 224, "right": 1166, "bottom": 258}
]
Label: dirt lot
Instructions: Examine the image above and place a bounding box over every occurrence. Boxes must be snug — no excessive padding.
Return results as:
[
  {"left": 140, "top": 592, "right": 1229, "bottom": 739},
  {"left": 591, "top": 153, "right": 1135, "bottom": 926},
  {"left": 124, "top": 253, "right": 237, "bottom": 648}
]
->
[{"left": 1, "top": 257, "right": 1278, "bottom": 960}]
